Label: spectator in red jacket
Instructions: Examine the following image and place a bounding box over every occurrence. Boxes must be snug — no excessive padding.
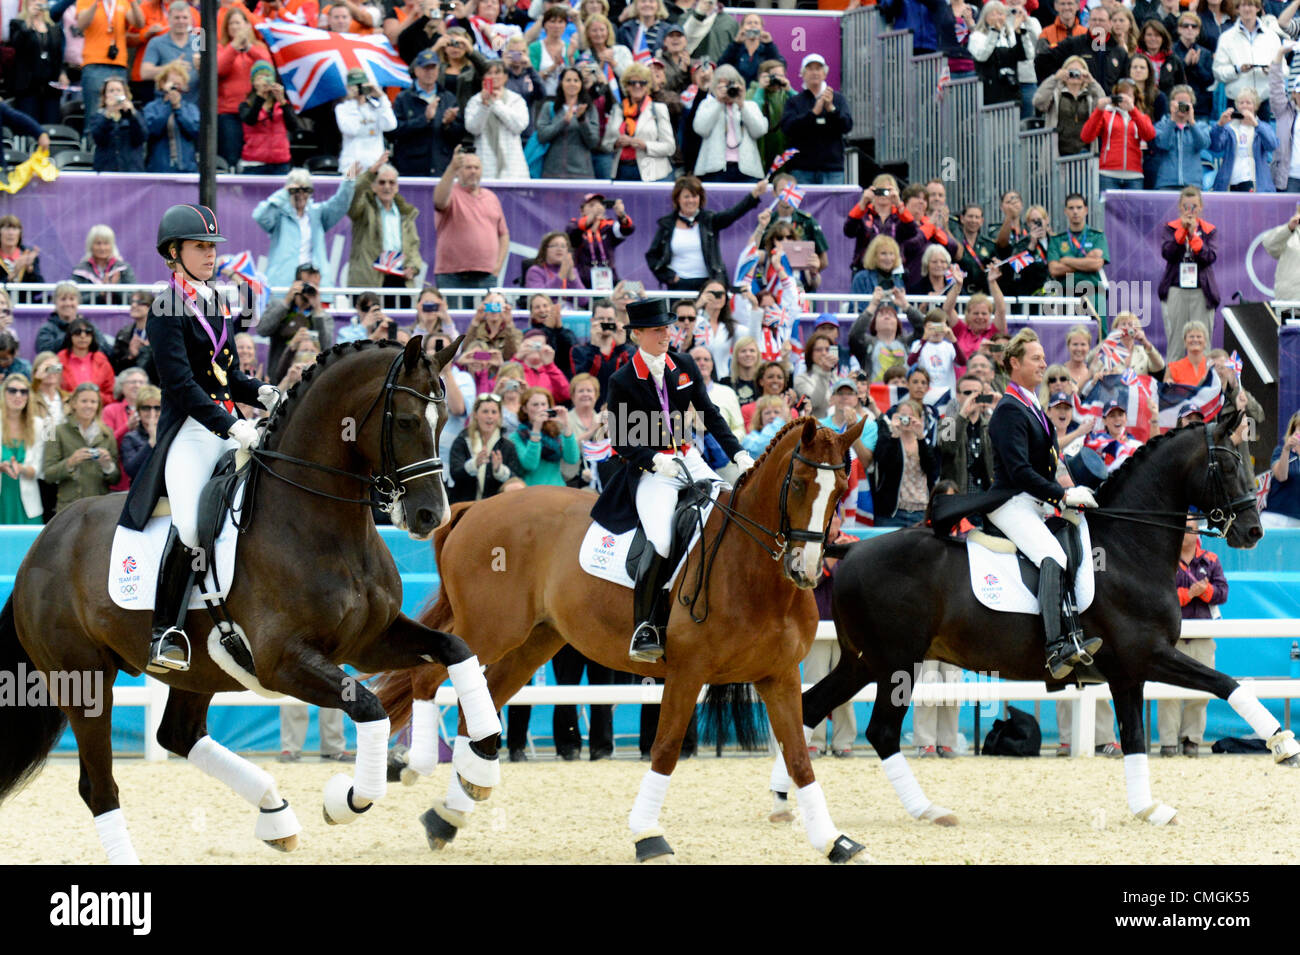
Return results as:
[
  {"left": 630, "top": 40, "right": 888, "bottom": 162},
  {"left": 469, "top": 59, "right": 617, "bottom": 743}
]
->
[
  {"left": 57, "top": 319, "right": 116, "bottom": 406},
  {"left": 239, "top": 60, "right": 300, "bottom": 174},
  {"left": 216, "top": 6, "right": 270, "bottom": 167},
  {"left": 1159, "top": 519, "right": 1228, "bottom": 757},
  {"left": 1080, "top": 78, "right": 1157, "bottom": 191},
  {"left": 517, "top": 327, "right": 572, "bottom": 403}
]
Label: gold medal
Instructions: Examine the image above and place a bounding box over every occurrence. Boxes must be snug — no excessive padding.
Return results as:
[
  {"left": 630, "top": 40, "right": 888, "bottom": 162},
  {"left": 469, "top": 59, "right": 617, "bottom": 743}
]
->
[{"left": 213, "top": 363, "right": 228, "bottom": 386}]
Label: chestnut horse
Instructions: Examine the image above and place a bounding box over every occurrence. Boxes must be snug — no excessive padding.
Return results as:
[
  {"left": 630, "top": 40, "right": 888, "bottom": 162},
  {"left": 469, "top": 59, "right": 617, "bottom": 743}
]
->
[
  {"left": 373, "top": 416, "right": 870, "bottom": 862},
  {"left": 0, "top": 337, "right": 504, "bottom": 863}
]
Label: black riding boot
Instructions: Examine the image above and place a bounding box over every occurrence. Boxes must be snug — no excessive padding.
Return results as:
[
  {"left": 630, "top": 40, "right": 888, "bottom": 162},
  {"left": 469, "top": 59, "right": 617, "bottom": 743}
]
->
[
  {"left": 629, "top": 548, "right": 672, "bottom": 664},
  {"left": 148, "top": 526, "right": 199, "bottom": 673},
  {"left": 1040, "top": 558, "right": 1073, "bottom": 680}
]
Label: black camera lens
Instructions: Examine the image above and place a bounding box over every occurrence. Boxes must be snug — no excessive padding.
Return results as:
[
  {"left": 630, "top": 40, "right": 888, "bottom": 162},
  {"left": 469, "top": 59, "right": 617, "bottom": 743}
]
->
[
  {"left": 727, "top": 83, "right": 741, "bottom": 97},
  {"left": 301, "top": 284, "right": 316, "bottom": 296}
]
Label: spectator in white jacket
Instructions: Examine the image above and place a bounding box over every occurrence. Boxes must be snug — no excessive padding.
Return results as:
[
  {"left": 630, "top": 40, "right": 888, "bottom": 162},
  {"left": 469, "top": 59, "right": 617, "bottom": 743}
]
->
[
  {"left": 1262, "top": 205, "right": 1300, "bottom": 303},
  {"left": 335, "top": 68, "right": 397, "bottom": 170},
  {"left": 1211, "top": 0, "right": 1282, "bottom": 119},
  {"left": 465, "top": 59, "right": 532, "bottom": 180},
  {"left": 692, "top": 64, "right": 769, "bottom": 181}
]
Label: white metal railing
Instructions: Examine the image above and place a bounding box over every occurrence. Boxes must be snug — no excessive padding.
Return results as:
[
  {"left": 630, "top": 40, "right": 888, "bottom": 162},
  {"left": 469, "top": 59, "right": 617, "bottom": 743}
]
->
[{"left": 109, "top": 618, "right": 1300, "bottom": 761}]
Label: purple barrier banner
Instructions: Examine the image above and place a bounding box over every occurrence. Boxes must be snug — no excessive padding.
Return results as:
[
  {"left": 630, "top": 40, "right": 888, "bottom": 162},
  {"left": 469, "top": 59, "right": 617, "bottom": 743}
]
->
[
  {"left": 727, "top": 10, "right": 844, "bottom": 92},
  {"left": 1, "top": 171, "right": 860, "bottom": 306},
  {"left": 1103, "top": 191, "right": 1296, "bottom": 355}
]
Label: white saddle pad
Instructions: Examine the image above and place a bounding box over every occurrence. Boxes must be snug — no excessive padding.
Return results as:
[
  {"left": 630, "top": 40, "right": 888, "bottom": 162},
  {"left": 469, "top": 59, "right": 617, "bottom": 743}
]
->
[
  {"left": 965, "top": 516, "right": 1095, "bottom": 615},
  {"left": 107, "top": 481, "right": 245, "bottom": 611},
  {"left": 578, "top": 482, "right": 723, "bottom": 589}
]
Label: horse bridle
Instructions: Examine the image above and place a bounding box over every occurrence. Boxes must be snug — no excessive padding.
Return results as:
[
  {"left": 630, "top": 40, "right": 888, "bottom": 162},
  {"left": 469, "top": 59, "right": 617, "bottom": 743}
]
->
[
  {"left": 1091, "top": 423, "right": 1256, "bottom": 537},
  {"left": 250, "top": 349, "right": 447, "bottom": 513}
]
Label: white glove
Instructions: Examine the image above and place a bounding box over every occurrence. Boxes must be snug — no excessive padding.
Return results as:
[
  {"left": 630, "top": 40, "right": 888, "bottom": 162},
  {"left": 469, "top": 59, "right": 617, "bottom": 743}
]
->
[
  {"left": 228, "top": 419, "right": 260, "bottom": 451},
  {"left": 1063, "top": 486, "right": 1098, "bottom": 509},
  {"left": 734, "top": 450, "right": 756, "bottom": 472},
  {"left": 652, "top": 454, "right": 680, "bottom": 476},
  {"left": 258, "top": 384, "right": 283, "bottom": 414}
]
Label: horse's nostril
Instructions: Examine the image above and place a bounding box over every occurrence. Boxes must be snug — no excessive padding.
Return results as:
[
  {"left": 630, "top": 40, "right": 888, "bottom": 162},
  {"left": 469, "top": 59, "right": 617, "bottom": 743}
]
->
[{"left": 416, "top": 508, "right": 435, "bottom": 527}]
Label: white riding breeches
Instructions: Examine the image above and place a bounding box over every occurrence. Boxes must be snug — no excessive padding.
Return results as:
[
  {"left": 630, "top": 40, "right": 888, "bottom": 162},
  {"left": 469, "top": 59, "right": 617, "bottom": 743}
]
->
[
  {"left": 986, "top": 492, "right": 1068, "bottom": 569},
  {"left": 635, "top": 446, "right": 721, "bottom": 557},
  {"left": 165, "top": 417, "right": 239, "bottom": 548}
]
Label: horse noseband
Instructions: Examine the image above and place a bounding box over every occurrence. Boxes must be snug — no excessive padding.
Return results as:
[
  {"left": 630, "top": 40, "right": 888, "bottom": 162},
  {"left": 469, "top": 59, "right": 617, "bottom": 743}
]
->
[
  {"left": 1202, "top": 423, "right": 1255, "bottom": 534},
  {"left": 777, "top": 449, "right": 849, "bottom": 550},
  {"left": 372, "top": 351, "right": 448, "bottom": 512}
]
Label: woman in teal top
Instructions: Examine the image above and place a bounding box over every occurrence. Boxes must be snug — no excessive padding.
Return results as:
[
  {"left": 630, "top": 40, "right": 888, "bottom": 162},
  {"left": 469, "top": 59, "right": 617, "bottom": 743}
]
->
[
  {"left": 0, "top": 372, "right": 45, "bottom": 524},
  {"left": 511, "top": 387, "right": 579, "bottom": 486}
]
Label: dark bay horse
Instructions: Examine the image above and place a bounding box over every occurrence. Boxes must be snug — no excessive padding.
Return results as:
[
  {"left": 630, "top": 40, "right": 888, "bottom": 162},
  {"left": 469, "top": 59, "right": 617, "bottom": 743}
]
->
[
  {"left": 0, "top": 336, "right": 504, "bottom": 863},
  {"left": 373, "top": 416, "right": 871, "bottom": 862},
  {"left": 773, "top": 411, "right": 1298, "bottom": 836}
]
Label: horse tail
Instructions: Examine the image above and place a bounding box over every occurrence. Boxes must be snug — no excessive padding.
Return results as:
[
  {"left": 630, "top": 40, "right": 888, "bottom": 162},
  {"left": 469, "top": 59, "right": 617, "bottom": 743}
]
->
[
  {"left": 371, "top": 668, "right": 415, "bottom": 732},
  {"left": 699, "top": 683, "right": 768, "bottom": 752},
  {"left": 0, "top": 595, "right": 68, "bottom": 803}
]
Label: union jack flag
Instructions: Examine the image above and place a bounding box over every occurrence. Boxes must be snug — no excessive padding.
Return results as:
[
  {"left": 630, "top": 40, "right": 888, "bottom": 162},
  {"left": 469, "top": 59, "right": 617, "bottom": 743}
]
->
[
  {"left": 1002, "top": 249, "right": 1034, "bottom": 274},
  {"left": 1083, "top": 429, "right": 1142, "bottom": 472},
  {"left": 680, "top": 83, "right": 698, "bottom": 108},
  {"left": 1229, "top": 350, "right": 1243, "bottom": 376},
  {"left": 374, "top": 250, "right": 406, "bottom": 276},
  {"left": 216, "top": 250, "right": 270, "bottom": 313},
  {"left": 935, "top": 64, "right": 951, "bottom": 104},
  {"left": 768, "top": 181, "right": 805, "bottom": 214},
  {"left": 954, "top": 17, "right": 970, "bottom": 44},
  {"left": 732, "top": 239, "right": 761, "bottom": 290},
  {"left": 767, "top": 148, "right": 799, "bottom": 177},
  {"left": 256, "top": 22, "right": 411, "bottom": 113},
  {"left": 1156, "top": 368, "right": 1224, "bottom": 431},
  {"left": 632, "top": 24, "right": 651, "bottom": 63},
  {"left": 1095, "top": 330, "right": 1131, "bottom": 371},
  {"left": 762, "top": 305, "right": 784, "bottom": 327}
]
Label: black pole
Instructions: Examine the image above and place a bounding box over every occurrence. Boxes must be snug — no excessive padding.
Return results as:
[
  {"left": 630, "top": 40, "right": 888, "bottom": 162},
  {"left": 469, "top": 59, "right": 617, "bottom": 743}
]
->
[{"left": 198, "top": 0, "right": 219, "bottom": 209}]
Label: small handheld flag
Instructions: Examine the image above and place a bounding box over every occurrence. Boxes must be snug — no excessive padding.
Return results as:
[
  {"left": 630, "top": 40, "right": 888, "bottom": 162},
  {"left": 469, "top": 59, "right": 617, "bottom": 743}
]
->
[{"left": 374, "top": 250, "right": 406, "bottom": 276}]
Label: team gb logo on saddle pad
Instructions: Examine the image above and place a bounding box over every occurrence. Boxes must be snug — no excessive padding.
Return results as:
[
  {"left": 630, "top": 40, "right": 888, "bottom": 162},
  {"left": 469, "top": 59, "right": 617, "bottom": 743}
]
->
[{"left": 979, "top": 572, "right": 1002, "bottom": 604}]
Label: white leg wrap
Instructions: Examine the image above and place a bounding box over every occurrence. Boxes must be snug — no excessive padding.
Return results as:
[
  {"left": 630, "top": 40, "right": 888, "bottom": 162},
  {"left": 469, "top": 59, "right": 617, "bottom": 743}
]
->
[
  {"left": 447, "top": 657, "right": 502, "bottom": 741},
  {"left": 1123, "top": 754, "right": 1152, "bottom": 815},
  {"left": 188, "top": 736, "right": 278, "bottom": 808},
  {"left": 408, "top": 700, "right": 439, "bottom": 777},
  {"left": 452, "top": 734, "right": 501, "bottom": 789},
  {"left": 795, "top": 781, "right": 838, "bottom": 854},
  {"left": 882, "top": 753, "right": 931, "bottom": 819},
  {"left": 1228, "top": 685, "right": 1281, "bottom": 740},
  {"left": 445, "top": 770, "right": 476, "bottom": 815},
  {"left": 769, "top": 724, "right": 813, "bottom": 794},
  {"left": 628, "top": 770, "right": 671, "bottom": 835},
  {"left": 94, "top": 809, "right": 141, "bottom": 865},
  {"left": 352, "top": 718, "right": 390, "bottom": 804}
]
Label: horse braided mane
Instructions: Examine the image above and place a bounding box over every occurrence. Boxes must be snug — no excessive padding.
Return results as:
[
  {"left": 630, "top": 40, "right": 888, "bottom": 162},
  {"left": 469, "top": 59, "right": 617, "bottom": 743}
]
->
[
  {"left": 1094, "top": 424, "right": 1193, "bottom": 507},
  {"left": 258, "top": 338, "right": 414, "bottom": 453},
  {"left": 731, "top": 415, "right": 818, "bottom": 498}
]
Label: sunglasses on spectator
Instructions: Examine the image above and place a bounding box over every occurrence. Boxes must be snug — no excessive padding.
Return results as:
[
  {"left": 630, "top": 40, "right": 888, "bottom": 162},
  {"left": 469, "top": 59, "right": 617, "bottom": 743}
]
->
[
  {"left": 375, "top": 178, "right": 398, "bottom": 186},
  {"left": 289, "top": 187, "right": 313, "bottom": 195},
  {"left": 5, "top": 387, "right": 28, "bottom": 395},
  {"left": 139, "top": 404, "right": 161, "bottom": 411},
  {"left": 624, "top": 79, "right": 647, "bottom": 87},
  {"left": 959, "top": 389, "right": 980, "bottom": 398},
  {"left": 477, "top": 393, "right": 502, "bottom": 402},
  {"left": 1047, "top": 375, "right": 1069, "bottom": 383},
  {"left": 71, "top": 328, "right": 94, "bottom": 336}
]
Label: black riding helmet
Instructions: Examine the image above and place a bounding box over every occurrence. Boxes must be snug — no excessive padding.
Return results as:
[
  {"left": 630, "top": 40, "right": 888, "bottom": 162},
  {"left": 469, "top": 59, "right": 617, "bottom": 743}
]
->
[{"left": 156, "top": 203, "right": 226, "bottom": 260}]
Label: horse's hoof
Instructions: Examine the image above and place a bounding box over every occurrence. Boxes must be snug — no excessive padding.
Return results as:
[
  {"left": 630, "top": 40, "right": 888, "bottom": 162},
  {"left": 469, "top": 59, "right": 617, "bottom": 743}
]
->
[
  {"left": 263, "top": 834, "right": 299, "bottom": 853},
  {"left": 1136, "top": 803, "right": 1178, "bottom": 826},
  {"left": 254, "top": 799, "right": 301, "bottom": 849},
  {"left": 387, "top": 752, "right": 408, "bottom": 783},
  {"left": 769, "top": 791, "right": 793, "bottom": 824},
  {"left": 634, "top": 830, "right": 675, "bottom": 864},
  {"left": 826, "top": 834, "right": 872, "bottom": 864},
  {"left": 921, "top": 804, "right": 959, "bottom": 826},
  {"left": 420, "top": 806, "right": 462, "bottom": 851},
  {"left": 401, "top": 767, "right": 423, "bottom": 786},
  {"left": 457, "top": 773, "right": 493, "bottom": 802},
  {"left": 1280, "top": 754, "right": 1300, "bottom": 769},
  {"left": 322, "top": 773, "right": 372, "bottom": 826}
]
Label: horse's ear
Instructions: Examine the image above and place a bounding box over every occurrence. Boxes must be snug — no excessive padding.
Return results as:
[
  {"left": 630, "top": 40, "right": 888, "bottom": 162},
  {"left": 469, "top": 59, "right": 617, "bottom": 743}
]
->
[
  {"left": 1213, "top": 406, "right": 1242, "bottom": 444},
  {"left": 434, "top": 335, "right": 466, "bottom": 376},
  {"left": 403, "top": 333, "right": 424, "bottom": 374},
  {"left": 841, "top": 415, "right": 866, "bottom": 449},
  {"left": 800, "top": 416, "right": 818, "bottom": 447}
]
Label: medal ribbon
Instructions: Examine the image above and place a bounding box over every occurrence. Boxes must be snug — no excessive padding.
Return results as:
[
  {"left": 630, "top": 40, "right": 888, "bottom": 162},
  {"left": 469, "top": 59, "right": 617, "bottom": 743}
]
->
[{"left": 172, "top": 273, "right": 229, "bottom": 355}]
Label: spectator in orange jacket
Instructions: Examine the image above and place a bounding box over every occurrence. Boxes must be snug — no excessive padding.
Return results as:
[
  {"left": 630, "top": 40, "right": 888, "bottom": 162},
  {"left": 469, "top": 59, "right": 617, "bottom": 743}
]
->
[{"left": 57, "top": 319, "right": 116, "bottom": 406}]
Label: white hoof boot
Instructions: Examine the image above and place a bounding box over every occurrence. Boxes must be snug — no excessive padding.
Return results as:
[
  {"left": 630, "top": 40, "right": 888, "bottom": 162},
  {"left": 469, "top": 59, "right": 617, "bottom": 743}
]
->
[
  {"left": 1269, "top": 729, "right": 1300, "bottom": 765},
  {"left": 453, "top": 735, "right": 501, "bottom": 801},
  {"left": 322, "top": 772, "right": 372, "bottom": 826},
  {"left": 255, "top": 799, "right": 302, "bottom": 851},
  {"left": 920, "top": 803, "right": 959, "bottom": 826},
  {"left": 1135, "top": 803, "right": 1178, "bottom": 826}
]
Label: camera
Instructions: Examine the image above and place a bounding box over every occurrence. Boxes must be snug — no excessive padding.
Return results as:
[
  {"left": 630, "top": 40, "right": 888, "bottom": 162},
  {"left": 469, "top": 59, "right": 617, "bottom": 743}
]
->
[
  {"left": 300, "top": 283, "right": 316, "bottom": 297},
  {"left": 878, "top": 188, "right": 891, "bottom": 196},
  {"left": 599, "top": 321, "right": 618, "bottom": 331},
  {"left": 545, "top": 409, "right": 558, "bottom": 418},
  {"left": 726, "top": 83, "right": 742, "bottom": 98},
  {"left": 1230, "top": 109, "right": 1244, "bottom": 120},
  {"left": 898, "top": 415, "right": 912, "bottom": 427},
  {"left": 768, "top": 76, "right": 786, "bottom": 88},
  {"left": 1176, "top": 102, "right": 1191, "bottom": 112},
  {"left": 854, "top": 371, "right": 869, "bottom": 382},
  {"left": 484, "top": 300, "right": 503, "bottom": 314},
  {"left": 1067, "top": 69, "right": 1081, "bottom": 79},
  {"left": 878, "top": 278, "right": 894, "bottom": 291},
  {"left": 89, "top": 448, "right": 102, "bottom": 459},
  {"left": 976, "top": 393, "right": 994, "bottom": 405}
]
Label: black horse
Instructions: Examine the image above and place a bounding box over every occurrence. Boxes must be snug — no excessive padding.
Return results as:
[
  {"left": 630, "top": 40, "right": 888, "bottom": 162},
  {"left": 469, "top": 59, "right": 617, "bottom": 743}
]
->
[{"left": 771, "top": 410, "right": 1299, "bottom": 830}]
